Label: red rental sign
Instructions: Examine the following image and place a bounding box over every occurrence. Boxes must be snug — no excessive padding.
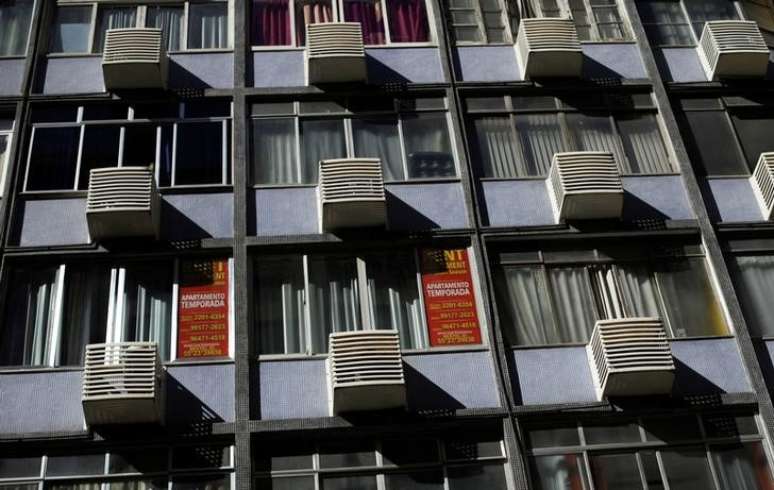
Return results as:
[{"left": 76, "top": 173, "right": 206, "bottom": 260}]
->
[
  {"left": 420, "top": 249, "right": 482, "bottom": 347},
  {"left": 177, "top": 258, "right": 230, "bottom": 359}
]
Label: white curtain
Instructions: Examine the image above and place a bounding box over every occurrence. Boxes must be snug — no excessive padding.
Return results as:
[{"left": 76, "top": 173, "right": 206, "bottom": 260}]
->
[
  {"left": 308, "top": 257, "right": 361, "bottom": 353},
  {"left": 500, "top": 267, "right": 556, "bottom": 345},
  {"left": 300, "top": 119, "right": 346, "bottom": 184},
  {"left": 614, "top": 264, "right": 664, "bottom": 319},
  {"left": 19, "top": 268, "right": 57, "bottom": 366},
  {"left": 567, "top": 113, "right": 625, "bottom": 167},
  {"left": 514, "top": 113, "right": 565, "bottom": 176},
  {"left": 95, "top": 7, "right": 137, "bottom": 52},
  {"left": 0, "top": 0, "right": 33, "bottom": 56},
  {"left": 189, "top": 3, "right": 229, "bottom": 49},
  {"left": 617, "top": 114, "right": 673, "bottom": 174},
  {"left": 147, "top": 7, "right": 184, "bottom": 51},
  {"left": 712, "top": 443, "right": 772, "bottom": 490},
  {"left": 252, "top": 118, "right": 298, "bottom": 184},
  {"left": 732, "top": 255, "right": 774, "bottom": 337},
  {"left": 352, "top": 118, "right": 404, "bottom": 181},
  {"left": 547, "top": 267, "right": 598, "bottom": 343},
  {"left": 473, "top": 116, "right": 524, "bottom": 178},
  {"left": 122, "top": 265, "right": 172, "bottom": 361},
  {"left": 255, "top": 257, "right": 306, "bottom": 354}
]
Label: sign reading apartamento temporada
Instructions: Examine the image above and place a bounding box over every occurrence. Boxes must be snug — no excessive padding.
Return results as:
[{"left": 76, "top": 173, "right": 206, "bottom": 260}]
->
[
  {"left": 177, "top": 258, "right": 229, "bottom": 359},
  {"left": 420, "top": 248, "right": 482, "bottom": 347}
]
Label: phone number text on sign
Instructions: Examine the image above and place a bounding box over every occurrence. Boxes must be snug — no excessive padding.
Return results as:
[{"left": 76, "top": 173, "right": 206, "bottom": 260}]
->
[{"left": 177, "top": 259, "right": 230, "bottom": 358}]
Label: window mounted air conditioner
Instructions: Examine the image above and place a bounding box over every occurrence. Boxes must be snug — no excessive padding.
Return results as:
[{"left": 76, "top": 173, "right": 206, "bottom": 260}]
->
[
  {"left": 82, "top": 342, "right": 165, "bottom": 425},
  {"left": 698, "top": 21, "right": 769, "bottom": 80},
  {"left": 515, "top": 18, "right": 583, "bottom": 79},
  {"left": 587, "top": 318, "right": 675, "bottom": 399},
  {"left": 306, "top": 22, "right": 367, "bottom": 84},
  {"left": 751, "top": 152, "right": 774, "bottom": 220},
  {"left": 546, "top": 151, "right": 624, "bottom": 221},
  {"left": 318, "top": 158, "right": 386, "bottom": 231},
  {"left": 327, "top": 330, "right": 406, "bottom": 415},
  {"left": 102, "top": 28, "right": 168, "bottom": 90},
  {"left": 86, "top": 166, "right": 160, "bottom": 240}
]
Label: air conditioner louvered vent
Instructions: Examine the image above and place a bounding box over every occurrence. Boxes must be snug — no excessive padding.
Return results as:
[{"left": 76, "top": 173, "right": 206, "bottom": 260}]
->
[
  {"left": 86, "top": 166, "right": 160, "bottom": 240},
  {"left": 515, "top": 18, "right": 583, "bottom": 79},
  {"left": 546, "top": 151, "right": 624, "bottom": 221},
  {"left": 327, "top": 330, "right": 406, "bottom": 414},
  {"left": 82, "top": 342, "right": 165, "bottom": 425},
  {"left": 306, "top": 22, "right": 367, "bottom": 83},
  {"left": 698, "top": 21, "right": 769, "bottom": 79},
  {"left": 102, "top": 28, "right": 168, "bottom": 90},
  {"left": 751, "top": 152, "right": 774, "bottom": 220},
  {"left": 587, "top": 318, "right": 675, "bottom": 398},
  {"left": 318, "top": 158, "right": 386, "bottom": 231}
]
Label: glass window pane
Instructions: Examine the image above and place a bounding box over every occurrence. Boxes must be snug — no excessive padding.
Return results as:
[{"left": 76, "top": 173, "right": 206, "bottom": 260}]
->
[
  {"left": 454, "top": 26, "right": 484, "bottom": 43},
  {"left": 46, "top": 454, "right": 106, "bottom": 476},
  {"left": 121, "top": 263, "right": 173, "bottom": 361},
  {"left": 95, "top": 7, "right": 138, "bottom": 53},
  {"left": 497, "top": 266, "right": 557, "bottom": 345},
  {"left": 306, "top": 255, "right": 361, "bottom": 346},
  {"left": 684, "top": 0, "right": 738, "bottom": 37},
  {"left": 109, "top": 449, "right": 168, "bottom": 474},
  {"left": 78, "top": 125, "right": 121, "bottom": 189},
  {"left": 27, "top": 127, "right": 80, "bottom": 191},
  {"left": 530, "top": 455, "right": 587, "bottom": 490},
  {"left": 513, "top": 113, "right": 565, "bottom": 176},
  {"left": 343, "top": 0, "right": 386, "bottom": 44},
  {"left": 252, "top": 118, "right": 298, "bottom": 184},
  {"left": 172, "top": 475, "right": 230, "bottom": 490},
  {"left": 253, "top": 442, "right": 314, "bottom": 472},
  {"left": 321, "top": 475, "right": 377, "bottom": 490},
  {"left": 731, "top": 112, "right": 774, "bottom": 173},
  {"left": 731, "top": 255, "right": 774, "bottom": 337},
  {"left": 584, "top": 421, "right": 641, "bottom": 445},
  {"left": 640, "top": 451, "right": 665, "bottom": 490},
  {"left": 147, "top": 7, "right": 184, "bottom": 51},
  {"left": 660, "top": 447, "right": 714, "bottom": 490},
  {"left": 567, "top": 113, "right": 625, "bottom": 164},
  {"left": 382, "top": 438, "right": 440, "bottom": 465},
  {"left": 58, "top": 264, "right": 110, "bottom": 366},
  {"left": 712, "top": 442, "right": 774, "bottom": 490},
  {"left": 318, "top": 440, "right": 376, "bottom": 468},
  {"left": 402, "top": 113, "right": 455, "bottom": 178},
  {"left": 526, "top": 424, "right": 581, "bottom": 449},
  {"left": 590, "top": 453, "right": 642, "bottom": 490},
  {"left": 0, "top": 484, "right": 39, "bottom": 490},
  {"left": 352, "top": 118, "right": 404, "bottom": 180},
  {"left": 158, "top": 124, "right": 174, "bottom": 187},
  {"left": 643, "top": 415, "right": 702, "bottom": 442},
  {"left": 447, "top": 464, "right": 508, "bottom": 490},
  {"left": 616, "top": 113, "right": 672, "bottom": 174},
  {"left": 176, "top": 122, "right": 225, "bottom": 185},
  {"left": 471, "top": 116, "right": 525, "bottom": 178},
  {"left": 445, "top": 428, "right": 504, "bottom": 460},
  {"left": 385, "top": 470, "right": 444, "bottom": 490},
  {"left": 387, "top": 0, "right": 430, "bottom": 42},
  {"left": 50, "top": 6, "right": 92, "bottom": 53},
  {"left": 188, "top": 3, "right": 228, "bottom": 49},
  {"left": 251, "top": 0, "right": 291, "bottom": 46},
  {"left": 294, "top": 0, "right": 334, "bottom": 45},
  {"left": 682, "top": 110, "right": 747, "bottom": 176},
  {"left": 172, "top": 446, "right": 230, "bottom": 469},
  {"left": 0, "top": 456, "right": 41, "bottom": 478},
  {"left": 254, "top": 256, "right": 306, "bottom": 355},
  {"left": 300, "top": 119, "right": 346, "bottom": 183},
  {"left": 0, "top": 0, "right": 33, "bottom": 56},
  {"left": 123, "top": 124, "right": 158, "bottom": 167},
  {"left": 255, "top": 476, "right": 314, "bottom": 490},
  {"left": 546, "top": 266, "right": 598, "bottom": 344}
]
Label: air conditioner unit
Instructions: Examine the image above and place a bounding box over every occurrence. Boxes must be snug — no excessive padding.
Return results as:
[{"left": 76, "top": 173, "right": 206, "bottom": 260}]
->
[
  {"left": 82, "top": 342, "right": 165, "bottom": 425},
  {"left": 102, "top": 28, "right": 168, "bottom": 90},
  {"left": 697, "top": 21, "right": 769, "bottom": 80},
  {"left": 306, "top": 22, "right": 367, "bottom": 84},
  {"left": 546, "top": 151, "right": 624, "bottom": 221},
  {"left": 587, "top": 318, "right": 675, "bottom": 399},
  {"left": 318, "top": 158, "right": 386, "bottom": 231},
  {"left": 515, "top": 18, "right": 583, "bottom": 79},
  {"left": 327, "top": 330, "right": 406, "bottom": 415},
  {"left": 751, "top": 152, "right": 774, "bottom": 220},
  {"left": 86, "top": 166, "right": 160, "bottom": 240}
]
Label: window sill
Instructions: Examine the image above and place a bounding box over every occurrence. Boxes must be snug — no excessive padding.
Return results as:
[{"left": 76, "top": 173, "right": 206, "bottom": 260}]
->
[
  {"left": 479, "top": 173, "right": 681, "bottom": 182},
  {"left": 47, "top": 53, "right": 102, "bottom": 59},
  {"left": 166, "top": 358, "right": 234, "bottom": 366},
  {"left": 21, "top": 185, "right": 233, "bottom": 198},
  {"left": 252, "top": 178, "right": 461, "bottom": 189},
  {"left": 0, "top": 55, "right": 27, "bottom": 61},
  {"left": 653, "top": 44, "right": 698, "bottom": 49},
  {"left": 705, "top": 174, "right": 752, "bottom": 179},
  {"left": 509, "top": 335, "right": 735, "bottom": 350},
  {"left": 250, "top": 44, "right": 437, "bottom": 51},
  {"left": 0, "top": 358, "right": 234, "bottom": 373},
  {"left": 257, "top": 344, "right": 489, "bottom": 361},
  {"left": 580, "top": 39, "right": 637, "bottom": 45}
]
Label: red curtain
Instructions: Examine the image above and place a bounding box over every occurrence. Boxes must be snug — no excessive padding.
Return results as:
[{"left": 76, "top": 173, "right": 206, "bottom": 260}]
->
[
  {"left": 387, "top": 0, "right": 429, "bottom": 42},
  {"left": 252, "top": 0, "right": 292, "bottom": 46}
]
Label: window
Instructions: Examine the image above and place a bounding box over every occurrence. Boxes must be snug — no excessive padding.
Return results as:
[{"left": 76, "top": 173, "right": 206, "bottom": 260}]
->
[
  {"left": 25, "top": 101, "right": 232, "bottom": 192},
  {"left": 251, "top": 97, "right": 456, "bottom": 185},
  {"left": 254, "top": 427, "right": 509, "bottom": 490},
  {"left": 0, "top": 117, "right": 13, "bottom": 197},
  {"left": 50, "top": 2, "right": 230, "bottom": 54},
  {"left": 730, "top": 255, "right": 774, "bottom": 337},
  {"left": 0, "top": 258, "right": 232, "bottom": 367},
  {"left": 255, "top": 251, "right": 429, "bottom": 354},
  {"left": 0, "top": 444, "right": 233, "bottom": 490},
  {"left": 251, "top": 0, "right": 431, "bottom": 46},
  {"left": 527, "top": 414, "right": 774, "bottom": 490},
  {"left": 743, "top": 0, "right": 774, "bottom": 45},
  {"left": 637, "top": 0, "right": 739, "bottom": 46},
  {"left": 493, "top": 243, "right": 728, "bottom": 346},
  {"left": 447, "top": 0, "right": 519, "bottom": 44},
  {"left": 0, "top": 0, "right": 34, "bottom": 56},
  {"left": 534, "top": 0, "right": 628, "bottom": 40},
  {"left": 467, "top": 94, "right": 672, "bottom": 178}
]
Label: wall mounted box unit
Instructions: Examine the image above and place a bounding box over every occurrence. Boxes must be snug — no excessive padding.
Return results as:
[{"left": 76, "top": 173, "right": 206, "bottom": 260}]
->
[
  {"left": 82, "top": 342, "right": 165, "bottom": 425},
  {"left": 86, "top": 166, "right": 160, "bottom": 240},
  {"left": 515, "top": 18, "right": 583, "bottom": 79},
  {"left": 102, "top": 28, "right": 168, "bottom": 90},
  {"left": 327, "top": 330, "right": 406, "bottom": 415},
  {"left": 318, "top": 158, "right": 386, "bottom": 231},
  {"left": 587, "top": 318, "right": 675, "bottom": 399},
  {"left": 751, "top": 152, "right": 774, "bottom": 220},
  {"left": 698, "top": 21, "right": 769, "bottom": 80},
  {"left": 306, "top": 22, "right": 367, "bottom": 83},
  {"left": 546, "top": 151, "right": 624, "bottom": 221}
]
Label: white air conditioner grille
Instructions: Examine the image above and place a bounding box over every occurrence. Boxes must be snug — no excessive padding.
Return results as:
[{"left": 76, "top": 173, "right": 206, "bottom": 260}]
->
[
  {"left": 588, "top": 318, "right": 675, "bottom": 398},
  {"left": 547, "top": 151, "right": 624, "bottom": 220},
  {"left": 751, "top": 152, "right": 774, "bottom": 220},
  {"left": 87, "top": 167, "right": 155, "bottom": 213},
  {"left": 698, "top": 21, "right": 769, "bottom": 79},
  {"left": 307, "top": 23, "right": 365, "bottom": 58},
  {"left": 329, "top": 331, "right": 403, "bottom": 387},
  {"left": 519, "top": 18, "right": 582, "bottom": 51},
  {"left": 319, "top": 158, "right": 385, "bottom": 203},
  {"left": 82, "top": 342, "right": 161, "bottom": 401},
  {"left": 103, "top": 28, "right": 162, "bottom": 64}
]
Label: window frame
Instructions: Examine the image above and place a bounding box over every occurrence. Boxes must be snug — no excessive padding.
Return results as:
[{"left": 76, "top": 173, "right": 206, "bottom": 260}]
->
[
  {"left": 638, "top": 0, "right": 747, "bottom": 47},
  {"left": 0, "top": 0, "right": 36, "bottom": 58},
  {"left": 448, "top": 0, "right": 519, "bottom": 45},
  {"left": 0, "top": 118, "right": 14, "bottom": 198},
  {"left": 536, "top": 0, "right": 631, "bottom": 41}
]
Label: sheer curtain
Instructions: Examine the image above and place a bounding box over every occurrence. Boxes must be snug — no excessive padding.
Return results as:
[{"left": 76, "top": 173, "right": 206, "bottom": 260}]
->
[
  {"left": 59, "top": 265, "right": 110, "bottom": 366},
  {"left": 566, "top": 113, "right": 625, "bottom": 166},
  {"left": 344, "top": 0, "right": 386, "bottom": 44},
  {"left": 188, "top": 3, "right": 229, "bottom": 49},
  {"left": 499, "top": 267, "right": 556, "bottom": 345},
  {"left": 352, "top": 118, "right": 404, "bottom": 180},
  {"left": 255, "top": 257, "right": 306, "bottom": 354},
  {"left": 515, "top": 113, "right": 565, "bottom": 176},
  {"left": 95, "top": 7, "right": 137, "bottom": 52},
  {"left": 473, "top": 117, "right": 524, "bottom": 178},
  {"left": 616, "top": 113, "right": 673, "bottom": 174},
  {"left": 402, "top": 113, "right": 455, "bottom": 178},
  {"left": 712, "top": 442, "right": 774, "bottom": 490},
  {"left": 366, "top": 254, "right": 425, "bottom": 349},
  {"left": 387, "top": 0, "right": 430, "bottom": 42},
  {"left": 547, "top": 267, "right": 598, "bottom": 343},
  {"left": 308, "top": 257, "right": 361, "bottom": 353},
  {"left": 252, "top": 0, "right": 292, "bottom": 46},
  {"left": 732, "top": 255, "right": 774, "bottom": 337},
  {"left": 50, "top": 6, "right": 93, "bottom": 53},
  {"left": 0, "top": 0, "right": 33, "bottom": 56},
  {"left": 300, "top": 119, "right": 346, "bottom": 183},
  {"left": 252, "top": 118, "right": 298, "bottom": 184},
  {"left": 296, "top": 0, "right": 334, "bottom": 45},
  {"left": 614, "top": 264, "right": 664, "bottom": 319},
  {"left": 147, "top": 7, "right": 184, "bottom": 51},
  {"left": 121, "top": 265, "right": 172, "bottom": 361}
]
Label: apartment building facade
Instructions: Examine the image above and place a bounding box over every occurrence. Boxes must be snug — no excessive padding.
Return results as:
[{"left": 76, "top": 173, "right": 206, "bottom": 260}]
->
[{"left": 1, "top": 0, "right": 774, "bottom": 488}]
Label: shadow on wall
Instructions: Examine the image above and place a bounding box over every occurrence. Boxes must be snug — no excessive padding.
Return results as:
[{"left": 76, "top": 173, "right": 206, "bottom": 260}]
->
[
  {"left": 365, "top": 55, "right": 410, "bottom": 84},
  {"left": 386, "top": 191, "right": 439, "bottom": 230},
  {"left": 621, "top": 191, "right": 670, "bottom": 222},
  {"left": 581, "top": 56, "right": 628, "bottom": 82},
  {"left": 160, "top": 200, "right": 213, "bottom": 241},
  {"left": 754, "top": 340, "right": 774, "bottom": 401},
  {"left": 671, "top": 357, "right": 727, "bottom": 396},
  {"left": 168, "top": 59, "right": 212, "bottom": 90},
  {"left": 165, "top": 372, "right": 224, "bottom": 435},
  {"left": 403, "top": 363, "right": 465, "bottom": 415}
]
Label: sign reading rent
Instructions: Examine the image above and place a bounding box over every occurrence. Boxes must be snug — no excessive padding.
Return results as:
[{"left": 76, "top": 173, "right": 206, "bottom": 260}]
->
[
  {"left": 420, "top": 249, "right": 482, "bottom": 347},
  {"left": 177, "top": 258, "right": 230, "bottom": 359}
]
